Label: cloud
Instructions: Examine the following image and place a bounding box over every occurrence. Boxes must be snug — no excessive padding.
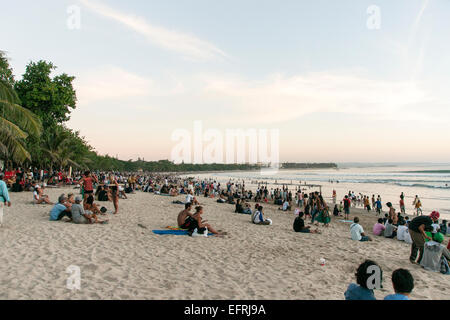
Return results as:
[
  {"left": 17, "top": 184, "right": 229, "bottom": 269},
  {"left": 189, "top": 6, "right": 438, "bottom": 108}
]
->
[
  {"left": 74, "top": 66, "right": 187, "bottom": 105},
  {"left": 197, "top": 71, "right": 432, "bottom": 123},
  {"left": 74, "top": 64, "right": 444, "bottom": 126},
  {"left": 79, "top": 0, "right": 228, "bottom": 61}
]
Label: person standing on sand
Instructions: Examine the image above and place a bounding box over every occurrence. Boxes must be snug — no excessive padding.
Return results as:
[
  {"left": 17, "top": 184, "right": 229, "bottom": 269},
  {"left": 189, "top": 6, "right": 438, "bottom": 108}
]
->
[
  {"left": 413, "top": 195, "right": 422, "bottom": 216},
  {"left": 78, "top": 171, "right": 99, "bottom": 204},
  {"left": 343, "top": 195, "right": 351, "bottom": 220},
  {"left": 108, "top": 174, "right": 119, "bottom": 214},
  {"left": 408, "top": 214, "right": 434, "bottom": 265},
  {"left": 0, "top": 173, "right": 12, "bottom": 227}
]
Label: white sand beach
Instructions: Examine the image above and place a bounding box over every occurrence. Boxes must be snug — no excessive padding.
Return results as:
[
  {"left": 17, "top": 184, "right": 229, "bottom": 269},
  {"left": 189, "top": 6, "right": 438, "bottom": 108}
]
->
[{"left": 0, "top": 187, "right": 449, "bottom": 300}]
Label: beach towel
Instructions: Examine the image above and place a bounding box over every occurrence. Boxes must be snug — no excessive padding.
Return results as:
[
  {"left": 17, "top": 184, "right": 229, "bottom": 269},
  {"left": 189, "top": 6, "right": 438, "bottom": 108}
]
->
[
  {"left": 152, "top": 230, "right": 214, "bottom": 236},
  {"left": 339, "top": 220, "right": 354, "bottom": 223}
]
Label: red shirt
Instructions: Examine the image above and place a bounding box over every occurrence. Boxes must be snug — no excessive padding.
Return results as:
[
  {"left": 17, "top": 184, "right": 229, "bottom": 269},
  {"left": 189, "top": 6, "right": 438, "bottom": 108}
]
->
[{"left": 83, "top": 177, "right": 94, "bottom": 191}]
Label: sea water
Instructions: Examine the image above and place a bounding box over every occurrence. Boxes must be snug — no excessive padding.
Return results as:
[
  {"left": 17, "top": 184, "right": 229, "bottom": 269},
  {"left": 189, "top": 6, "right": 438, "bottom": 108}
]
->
[{"left": 188, "top": 163, "right": 450, "bottom": 220}]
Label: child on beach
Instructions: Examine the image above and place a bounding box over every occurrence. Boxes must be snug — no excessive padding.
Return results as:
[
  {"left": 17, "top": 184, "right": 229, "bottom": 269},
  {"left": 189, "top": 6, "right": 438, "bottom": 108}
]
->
[
  {"left": 384, "top": 269, "right": 414, "bottom": 300},
  {"left": 345, "top": 260, "right": 382, "bottom": 300}
]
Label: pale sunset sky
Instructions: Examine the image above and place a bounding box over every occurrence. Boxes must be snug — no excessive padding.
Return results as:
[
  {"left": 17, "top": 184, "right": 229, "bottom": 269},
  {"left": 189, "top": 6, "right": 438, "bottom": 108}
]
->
[{"left": 2, "top": 0, "right": 450, "bottom": 163}]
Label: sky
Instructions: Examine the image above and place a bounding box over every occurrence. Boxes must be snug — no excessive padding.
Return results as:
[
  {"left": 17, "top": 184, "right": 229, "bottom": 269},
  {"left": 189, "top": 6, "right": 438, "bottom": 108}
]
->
[{"left": 1, "top": 0, "right": 450, "bottom": 163}]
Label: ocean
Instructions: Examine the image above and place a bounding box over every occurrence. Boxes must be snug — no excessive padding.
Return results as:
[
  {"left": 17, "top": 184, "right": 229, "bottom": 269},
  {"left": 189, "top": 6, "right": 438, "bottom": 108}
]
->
[{"left": 187, "top": 163, "right": 450, "bottom": 219}]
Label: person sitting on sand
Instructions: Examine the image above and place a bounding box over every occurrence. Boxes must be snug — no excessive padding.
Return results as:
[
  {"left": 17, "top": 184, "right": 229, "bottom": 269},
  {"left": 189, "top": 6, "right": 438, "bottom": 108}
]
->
[
  {"left": 49, "top": 194, "right": 72, "bottom": 221},
  {"left": 279, "top": 200, "right": 291, "bottom": 212},
  {"left": 251, "top": 206, "right": 272, "bottom": 225},
  {"left": 384, "top": 219, "right": 398, "bottom": 239},
  {"left": 293, "top": 212, "right": 320, "bottom": 234},
  {"left": 32, "top": 182, "right": 52, "bottom": 204},
  {"left": 235, "top": 199, "right": 244, "bottom": 214},
  {"left": 384, "top": 269, "right": 414, "bottom": 300},
  {"left": 373, "top": 218, "right": 386, "bottom": 236},
  {"left": 72, "top": 196, "right": 108, "bottom": 225},
  {"left": 420, "top": 232, "right": 450, "bottom": 273},
  {"left": 333, "top": 204, "right": 340, "bottom": 217},
  {"left": 97, "top": 185, "right": 109, "bottom": 201},
  {"left": 188, "top": 206, "right": 226, "bottom": 236},
  {"left": 350, "top": 217, "right": 372, "bottom": 242},
  {"left": 345, "top": 260, "right": 382, "bottom": 300},
  {"left": 169, "top": 187, "right": 178, "bottom": 197},
  {"left": 396, "top": 220, "right": 412, "bottom": 244},
  {"left": 178, "top": 203, "right": 195, "bottom": 229},
  {"left": 84, "top": 195, "right": 104, "bottom": 215}
]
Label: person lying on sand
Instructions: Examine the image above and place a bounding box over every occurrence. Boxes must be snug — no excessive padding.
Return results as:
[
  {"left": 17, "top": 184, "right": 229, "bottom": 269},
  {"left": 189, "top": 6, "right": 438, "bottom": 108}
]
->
[{"left": 188, "top": 206, "right": 227, "bottom": 236}]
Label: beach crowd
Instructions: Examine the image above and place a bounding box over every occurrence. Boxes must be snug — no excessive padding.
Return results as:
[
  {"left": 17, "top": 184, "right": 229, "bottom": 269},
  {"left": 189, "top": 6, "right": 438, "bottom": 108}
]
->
[{"left": 1, "top": 167, "right": 449, "bottom": 300}]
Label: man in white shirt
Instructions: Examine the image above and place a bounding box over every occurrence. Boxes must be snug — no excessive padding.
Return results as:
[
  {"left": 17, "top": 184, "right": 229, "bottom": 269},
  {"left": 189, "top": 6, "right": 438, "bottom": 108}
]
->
[
  {"left": 397, "top": 221, "right": 413, "bottom": 244},
  {"left": 185, "top": 192, "right": 194, "bottom": 204},
  {"left": 350, "top": 217, "right": 372, "bottom": 242}
]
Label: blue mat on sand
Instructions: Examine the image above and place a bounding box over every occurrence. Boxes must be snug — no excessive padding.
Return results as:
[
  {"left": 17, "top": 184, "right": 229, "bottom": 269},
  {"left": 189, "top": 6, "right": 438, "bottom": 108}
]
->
[
  {"left": 152, "top": 230, "right": 214, "bottom": 236},
  {"left": 339, "top": 220, "right": 354, "bottom": 223}
]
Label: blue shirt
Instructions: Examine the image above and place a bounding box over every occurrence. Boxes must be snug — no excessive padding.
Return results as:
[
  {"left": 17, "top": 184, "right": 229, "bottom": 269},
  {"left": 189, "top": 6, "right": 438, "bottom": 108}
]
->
[
  {"left": 344, "top": 283, "right": 376, "bottom": 300},
  {"left": 0, "top": 180, "right": 10, "bottom": 203},
  {"left": 50, "top": 203, "right": 68, "bottom": 221},
  {"left": 384, "top": 294, "right": 410, "bottom": 300}
]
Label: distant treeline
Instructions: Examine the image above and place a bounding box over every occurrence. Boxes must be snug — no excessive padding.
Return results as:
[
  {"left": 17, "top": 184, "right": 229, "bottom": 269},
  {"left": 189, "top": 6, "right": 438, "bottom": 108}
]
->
[
  {"left": 281, "top": 163, "right": 338, "bottom": 169},
  {"left": 93, "top": 159, "right": 262, "bottom": 173}
]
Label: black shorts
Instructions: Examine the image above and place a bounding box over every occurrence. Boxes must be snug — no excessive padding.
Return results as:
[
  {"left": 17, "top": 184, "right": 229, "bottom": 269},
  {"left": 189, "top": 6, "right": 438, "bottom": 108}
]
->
[
  {"left": 84, "top": 190, "right": 94, "bottom": 195},
  {"left": 180, "top": 221, "right": 191, "bottom": 230}
]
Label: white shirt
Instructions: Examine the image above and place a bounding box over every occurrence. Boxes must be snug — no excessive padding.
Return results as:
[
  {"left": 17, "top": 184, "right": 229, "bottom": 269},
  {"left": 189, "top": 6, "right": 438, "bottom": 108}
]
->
[
  {"left": 253, "top": 211, "right": 264, "bottom": 224},
  {"left": 283, "top": 202, "right": 289, "bottom": 211},
  {"left": 431, "top": 223, "right": 440, "bottom": 233},
  {"left": 350, "top": 223, "right": 364, "bottom": 241},
  {"left": 185, "top": 194, "right": 194, "bottom": 204},
  {"left": 397, "top": 225, "right": 409, "bottom": 241}
]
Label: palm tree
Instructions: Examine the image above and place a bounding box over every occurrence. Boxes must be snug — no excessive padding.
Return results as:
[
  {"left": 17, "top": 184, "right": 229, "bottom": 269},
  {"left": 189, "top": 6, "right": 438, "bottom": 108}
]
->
[
  {"left": 41, "top": 126, "right": 91, "bottom": 171},
  {"left": 0, "top": 51, "right": 42, "bottom": 166},
  {"left": 0, "top": 79, "right": 42, "bottom": 165}
]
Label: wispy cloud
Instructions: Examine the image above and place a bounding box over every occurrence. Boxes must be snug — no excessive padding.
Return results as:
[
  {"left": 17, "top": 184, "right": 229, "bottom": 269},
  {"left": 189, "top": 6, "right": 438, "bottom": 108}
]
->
[
  {"left": 74, "top": 66, "right": 185, "bottom": 105},
  {"left": 79, "top": 0, "right": 228, "bottom": 61},
  {"left": 198, "top": 71, "right": 432, "bottom": 124}
]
